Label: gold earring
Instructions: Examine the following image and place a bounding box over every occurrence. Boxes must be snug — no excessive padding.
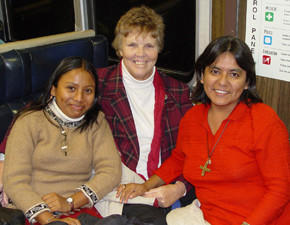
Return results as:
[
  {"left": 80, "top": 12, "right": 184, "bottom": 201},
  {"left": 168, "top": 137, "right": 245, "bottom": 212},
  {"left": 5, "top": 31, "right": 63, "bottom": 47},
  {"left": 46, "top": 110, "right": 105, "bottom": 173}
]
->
[{"left": 47, "top": 95, "right": 54, "bottom": 103}]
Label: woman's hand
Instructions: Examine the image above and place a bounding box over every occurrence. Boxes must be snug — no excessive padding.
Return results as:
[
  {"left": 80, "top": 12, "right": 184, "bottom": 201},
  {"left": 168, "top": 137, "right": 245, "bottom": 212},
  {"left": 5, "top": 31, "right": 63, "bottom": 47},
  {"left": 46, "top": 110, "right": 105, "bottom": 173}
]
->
[
  {"left": 0, "top": 187, "right": 9, "bottom": 207},
  {"left": 115, "top": 183, "right": 127, "bottom": 197},
  {"left": 116, "top": 183, "right": 148, "bottom": 204},
  {"left": 116, "top": 175, "right": 166, "bottom": 204},
  {"left": 0, "top": 161, "right": 9, "bottom": 207},
  {"left": 50, "top": 217, "right": 81, "bottom": 225},
  {"left": 143, "top": 182, "right": 186, "bottom": 208},
  {"left": 42, "top": 192, "right": 70, "bottom": 213},
  {"left": 36, "top": 211, "right": 81, "bottom": 225}
]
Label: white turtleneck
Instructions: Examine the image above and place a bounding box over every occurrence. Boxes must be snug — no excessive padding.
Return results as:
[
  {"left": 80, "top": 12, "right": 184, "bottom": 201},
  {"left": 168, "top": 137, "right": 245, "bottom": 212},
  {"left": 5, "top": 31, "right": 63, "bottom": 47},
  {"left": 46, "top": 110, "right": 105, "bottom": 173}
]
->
[
  {"left": 50, "top": 97, "right": 84, "bottom": 122},
  {"left": 122, "top": 61, "right": 161, "bottom": 179}
]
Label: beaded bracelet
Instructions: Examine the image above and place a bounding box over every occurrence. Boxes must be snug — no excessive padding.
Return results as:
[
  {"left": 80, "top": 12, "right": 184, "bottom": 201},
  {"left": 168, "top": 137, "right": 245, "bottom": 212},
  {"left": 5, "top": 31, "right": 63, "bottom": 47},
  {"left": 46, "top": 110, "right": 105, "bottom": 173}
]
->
[
  {"left": 45, "top": 215, "right": 55, "bottom": 224},
  {"left": 241, "top": 222, "right": 250, "bottom": 225}
]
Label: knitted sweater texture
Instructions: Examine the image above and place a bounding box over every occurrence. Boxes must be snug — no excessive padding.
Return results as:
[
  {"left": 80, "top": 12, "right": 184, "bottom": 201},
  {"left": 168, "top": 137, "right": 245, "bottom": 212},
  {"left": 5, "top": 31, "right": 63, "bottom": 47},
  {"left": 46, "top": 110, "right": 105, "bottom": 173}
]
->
[
  {"left": 156, "top": 102, "right": 290, "bottom": 224},
  {"left": 3, "top": 110, "right": 121, "bottom": 214}
]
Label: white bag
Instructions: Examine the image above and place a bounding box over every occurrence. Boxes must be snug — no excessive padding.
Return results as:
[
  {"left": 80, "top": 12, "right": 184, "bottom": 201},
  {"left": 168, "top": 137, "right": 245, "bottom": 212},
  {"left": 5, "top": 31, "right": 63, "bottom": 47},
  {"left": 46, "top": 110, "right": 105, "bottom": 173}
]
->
[
  {"left": 166, "top": 199, "right": 211, "bottom": 225},
  {"left": 94, "top": 164, "right": 155, "bottom": 217}
]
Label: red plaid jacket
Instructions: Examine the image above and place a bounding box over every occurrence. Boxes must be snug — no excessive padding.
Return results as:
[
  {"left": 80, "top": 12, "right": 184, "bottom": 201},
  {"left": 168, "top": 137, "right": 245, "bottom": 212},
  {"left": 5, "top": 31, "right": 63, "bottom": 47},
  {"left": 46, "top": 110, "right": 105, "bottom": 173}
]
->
[{"left": 97, "top": 64, "right": 193, "bottom": 185}]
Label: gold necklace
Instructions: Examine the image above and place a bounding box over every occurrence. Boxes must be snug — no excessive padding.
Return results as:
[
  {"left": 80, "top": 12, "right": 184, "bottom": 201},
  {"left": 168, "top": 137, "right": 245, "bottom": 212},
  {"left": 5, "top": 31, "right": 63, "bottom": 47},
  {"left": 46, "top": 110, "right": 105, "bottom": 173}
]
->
[{"left": 200, "top": 120, "right": 230, "bottom": 176}]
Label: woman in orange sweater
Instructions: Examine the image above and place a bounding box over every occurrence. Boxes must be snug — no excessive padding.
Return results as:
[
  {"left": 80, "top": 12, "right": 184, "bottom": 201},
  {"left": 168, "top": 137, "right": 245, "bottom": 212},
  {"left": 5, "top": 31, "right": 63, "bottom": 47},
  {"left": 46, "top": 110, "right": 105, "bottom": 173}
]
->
[{"left": 119, "top": 36, "right": 290, "bottom": 225}]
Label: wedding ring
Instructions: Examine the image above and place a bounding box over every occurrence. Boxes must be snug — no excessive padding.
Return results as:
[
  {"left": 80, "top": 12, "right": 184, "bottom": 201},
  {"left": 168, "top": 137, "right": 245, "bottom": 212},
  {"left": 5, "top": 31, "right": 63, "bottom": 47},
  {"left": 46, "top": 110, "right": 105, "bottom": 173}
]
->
[{"left": 123, "top": 184, "right": 126, "bottom": 188}]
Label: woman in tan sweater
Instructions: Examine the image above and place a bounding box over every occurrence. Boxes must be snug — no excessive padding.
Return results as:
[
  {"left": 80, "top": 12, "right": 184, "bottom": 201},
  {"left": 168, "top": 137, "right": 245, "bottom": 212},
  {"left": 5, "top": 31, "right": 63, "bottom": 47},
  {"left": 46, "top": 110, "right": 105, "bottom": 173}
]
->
[{"left": 3, "top": 57, "right": 122, "bottom": 225}]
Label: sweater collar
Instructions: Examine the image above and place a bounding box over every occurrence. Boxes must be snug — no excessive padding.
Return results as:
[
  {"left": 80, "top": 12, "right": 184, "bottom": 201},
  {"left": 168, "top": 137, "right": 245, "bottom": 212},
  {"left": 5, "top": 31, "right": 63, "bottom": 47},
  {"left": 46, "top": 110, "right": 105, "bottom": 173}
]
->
[
  {"left": 46, "top": 98, "right": 84, "bottom": 128},
  {"left": 226, "top": 102, "right": 249, "bottom": 121},
  {"left": 49, "top": 97, "right": 84, "bottom": 122},
  {"left": 201, "top": 102, "right": 249, "bottom": 129}
]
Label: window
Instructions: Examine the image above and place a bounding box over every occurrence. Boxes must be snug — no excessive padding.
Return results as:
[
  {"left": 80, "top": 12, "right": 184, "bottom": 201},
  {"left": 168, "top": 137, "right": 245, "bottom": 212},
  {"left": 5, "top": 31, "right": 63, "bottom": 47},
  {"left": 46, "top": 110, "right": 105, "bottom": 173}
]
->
[
  {"left": 0, "top": 0, "right": 74, "bottom": 41},
  {"left": 95, "top": 0, "right": 196, "bottom": 82},
  {"left": 0, "top": 0, "right": 197, "bottom": 82}
]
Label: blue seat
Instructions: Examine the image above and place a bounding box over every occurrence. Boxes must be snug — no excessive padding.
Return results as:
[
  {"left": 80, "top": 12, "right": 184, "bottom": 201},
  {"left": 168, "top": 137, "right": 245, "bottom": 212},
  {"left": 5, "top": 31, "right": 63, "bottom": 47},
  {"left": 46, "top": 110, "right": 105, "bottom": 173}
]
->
[{"left": 0, "top": 34, "right": 108, "bottom": 143}]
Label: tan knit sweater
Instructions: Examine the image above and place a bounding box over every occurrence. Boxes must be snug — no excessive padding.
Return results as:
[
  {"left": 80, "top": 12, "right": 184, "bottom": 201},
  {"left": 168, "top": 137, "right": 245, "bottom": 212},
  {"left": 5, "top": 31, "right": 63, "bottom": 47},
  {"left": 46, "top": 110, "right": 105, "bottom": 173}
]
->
[{"left": 3, "top": 110, "right": 121, "bottom": 215}]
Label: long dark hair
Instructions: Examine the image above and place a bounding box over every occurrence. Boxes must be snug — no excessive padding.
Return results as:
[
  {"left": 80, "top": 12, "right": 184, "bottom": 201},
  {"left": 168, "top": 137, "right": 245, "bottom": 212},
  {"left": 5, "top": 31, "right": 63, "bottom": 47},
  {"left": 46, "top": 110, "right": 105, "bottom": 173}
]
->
[
  {"left": 191, "top": 36, "right": 263, "bottom": 106},
  {"left": 13, "top": 56, "right": 101, "bottom": 132}
]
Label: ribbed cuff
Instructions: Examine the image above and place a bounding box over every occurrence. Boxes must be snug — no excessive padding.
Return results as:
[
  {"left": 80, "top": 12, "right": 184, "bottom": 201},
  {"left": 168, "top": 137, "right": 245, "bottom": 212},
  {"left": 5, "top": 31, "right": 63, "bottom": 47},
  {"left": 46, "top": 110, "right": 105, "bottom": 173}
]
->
[{"left": 77, "top": 184, "right": 98, "bottom": 207}]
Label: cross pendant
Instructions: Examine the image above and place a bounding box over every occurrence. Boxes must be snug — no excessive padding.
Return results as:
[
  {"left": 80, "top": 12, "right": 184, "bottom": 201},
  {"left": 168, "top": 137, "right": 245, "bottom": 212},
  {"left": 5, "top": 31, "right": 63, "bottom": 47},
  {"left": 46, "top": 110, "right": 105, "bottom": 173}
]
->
[{"left": 200, "top": 158, "right": 211, "bottom": 176}]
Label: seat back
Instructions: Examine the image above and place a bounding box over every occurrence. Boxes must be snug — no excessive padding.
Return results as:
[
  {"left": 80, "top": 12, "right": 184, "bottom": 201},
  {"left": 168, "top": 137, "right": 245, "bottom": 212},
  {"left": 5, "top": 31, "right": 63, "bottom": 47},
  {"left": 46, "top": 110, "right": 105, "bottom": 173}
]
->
[{"left": 0, "top": 32, "right": 108, "bottom": 143}]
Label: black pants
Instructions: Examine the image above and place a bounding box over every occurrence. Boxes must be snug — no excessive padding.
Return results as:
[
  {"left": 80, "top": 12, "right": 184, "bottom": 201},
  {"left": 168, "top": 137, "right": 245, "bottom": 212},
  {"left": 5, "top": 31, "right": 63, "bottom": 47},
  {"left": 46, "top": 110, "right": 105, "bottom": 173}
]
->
[
  {"left": 122, "top": 204, "right": 167, "bottom": 225},
  {"left": 179, "top": 186, "right": 197, "bottom": 207}
]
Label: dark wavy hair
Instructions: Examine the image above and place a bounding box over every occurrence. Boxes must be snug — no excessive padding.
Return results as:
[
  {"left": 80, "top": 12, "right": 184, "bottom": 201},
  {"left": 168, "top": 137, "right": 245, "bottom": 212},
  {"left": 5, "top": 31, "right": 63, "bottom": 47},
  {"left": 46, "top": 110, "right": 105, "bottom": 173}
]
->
[
  {"left": 191, "top": 36, "right": 263, "bottom": 106},
  {"left": 13, "top": 56, "right": 101, "bottom": 132}
]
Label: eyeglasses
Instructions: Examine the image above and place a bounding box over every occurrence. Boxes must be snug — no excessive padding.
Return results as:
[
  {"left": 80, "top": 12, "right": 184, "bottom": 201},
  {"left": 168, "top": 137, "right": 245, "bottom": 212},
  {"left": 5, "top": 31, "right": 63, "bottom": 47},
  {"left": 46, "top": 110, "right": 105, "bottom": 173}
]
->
[{"left": 60, "top": 129, "right": 69, "bottom": 156}]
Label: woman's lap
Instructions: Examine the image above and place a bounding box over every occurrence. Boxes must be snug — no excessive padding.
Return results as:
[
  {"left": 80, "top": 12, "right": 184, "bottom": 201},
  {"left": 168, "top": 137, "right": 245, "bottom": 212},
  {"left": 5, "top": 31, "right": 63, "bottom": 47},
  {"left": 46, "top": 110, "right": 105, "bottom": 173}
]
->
[
  {"left": 25, "top": 207, "right": 101, "bottom": 225},
  {"left": 122, "top": 204, "right": 167, "bottom": 225}
]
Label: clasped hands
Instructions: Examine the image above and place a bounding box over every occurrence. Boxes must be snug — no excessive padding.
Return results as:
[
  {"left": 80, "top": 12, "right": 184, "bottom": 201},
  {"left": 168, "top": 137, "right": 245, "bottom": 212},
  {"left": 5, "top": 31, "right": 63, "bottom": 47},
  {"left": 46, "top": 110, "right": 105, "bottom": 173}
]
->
[
  {"left": 40, "top": 193, "right": 81, "bottom": 225},
  {"left": 42, "top": 192, "right": 71, "bottom": 213},
  {"left": 115, "top": 181, "right": 186, "bottom": 208}
]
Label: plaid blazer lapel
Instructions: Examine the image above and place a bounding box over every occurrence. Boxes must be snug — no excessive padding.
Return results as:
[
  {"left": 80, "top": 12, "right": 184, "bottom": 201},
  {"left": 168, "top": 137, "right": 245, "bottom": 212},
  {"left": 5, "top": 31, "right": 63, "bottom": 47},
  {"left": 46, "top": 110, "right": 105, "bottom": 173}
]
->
[{"left": 105, "top": 67, "right": 140, "bottom": 165}]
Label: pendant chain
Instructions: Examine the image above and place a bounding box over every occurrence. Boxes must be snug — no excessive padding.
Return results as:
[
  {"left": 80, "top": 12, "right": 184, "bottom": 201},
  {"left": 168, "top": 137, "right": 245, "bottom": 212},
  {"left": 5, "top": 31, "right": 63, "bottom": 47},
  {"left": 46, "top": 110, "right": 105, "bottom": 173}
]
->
[
  {"left": 200, "top": 119, "right": 230, "bottom": 176},
  {"left": 207, "top": 119, "right": 230, "bottom": 159},
  {"left": 58, "top": 123, "right": 69, "bottom": 156}
]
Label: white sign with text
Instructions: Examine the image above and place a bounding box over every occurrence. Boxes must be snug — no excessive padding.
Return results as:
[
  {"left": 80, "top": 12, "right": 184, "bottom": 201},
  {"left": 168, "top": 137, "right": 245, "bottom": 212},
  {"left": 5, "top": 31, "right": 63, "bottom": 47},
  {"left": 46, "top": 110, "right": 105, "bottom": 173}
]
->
[{"left": 246, "top": 0, "right": 290, "bottom": 82}]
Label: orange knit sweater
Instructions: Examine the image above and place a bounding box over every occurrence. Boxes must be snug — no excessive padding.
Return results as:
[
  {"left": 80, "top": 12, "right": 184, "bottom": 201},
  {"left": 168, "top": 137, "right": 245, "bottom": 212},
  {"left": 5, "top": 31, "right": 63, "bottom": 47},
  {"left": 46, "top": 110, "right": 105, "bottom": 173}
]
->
[{"left": 155, "top": 102, "right": 290, "bottom": 224}]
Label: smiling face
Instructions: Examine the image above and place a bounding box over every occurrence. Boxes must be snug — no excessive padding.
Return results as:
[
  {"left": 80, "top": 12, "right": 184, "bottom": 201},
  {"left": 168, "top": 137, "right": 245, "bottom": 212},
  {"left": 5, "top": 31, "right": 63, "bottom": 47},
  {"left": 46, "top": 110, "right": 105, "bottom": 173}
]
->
[
  {"left": 201, "top": 52, "right": 249, "bottom": 113},
  {"left": 119, "top": 29, "right": 158, "bottom": 80},
  {"left": 50, "top": 68, "right": 96, "bottom": 118}
]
